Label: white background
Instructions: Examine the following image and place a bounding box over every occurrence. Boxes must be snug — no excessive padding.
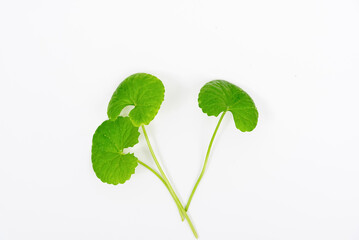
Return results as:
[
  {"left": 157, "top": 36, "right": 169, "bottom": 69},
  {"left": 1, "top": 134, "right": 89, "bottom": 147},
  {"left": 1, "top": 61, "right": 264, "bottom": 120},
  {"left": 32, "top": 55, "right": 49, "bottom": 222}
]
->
[{"left": 0, "top": 0, "right": 359, "bottom": 239}]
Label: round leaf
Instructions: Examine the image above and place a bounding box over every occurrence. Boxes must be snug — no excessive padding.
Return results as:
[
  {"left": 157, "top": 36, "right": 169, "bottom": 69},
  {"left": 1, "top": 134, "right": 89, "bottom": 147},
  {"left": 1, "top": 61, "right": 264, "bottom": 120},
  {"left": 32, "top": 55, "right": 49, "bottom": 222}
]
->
[
  {"left": 91, "top": 117, "right": 140, "bottom": 184},
  {"left": 198, "top": 80, "right": 258, "bottom": 132},
  {"left": 107, "top": 73, "right": 165, "bottom": 126}
]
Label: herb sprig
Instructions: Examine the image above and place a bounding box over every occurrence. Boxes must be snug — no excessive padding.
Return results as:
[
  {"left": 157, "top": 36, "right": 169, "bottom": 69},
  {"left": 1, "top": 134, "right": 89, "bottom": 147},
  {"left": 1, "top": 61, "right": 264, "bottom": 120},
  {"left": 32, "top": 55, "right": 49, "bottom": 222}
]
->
[{"left": 91, "top": 73, "right": 258, "bottom": 238}]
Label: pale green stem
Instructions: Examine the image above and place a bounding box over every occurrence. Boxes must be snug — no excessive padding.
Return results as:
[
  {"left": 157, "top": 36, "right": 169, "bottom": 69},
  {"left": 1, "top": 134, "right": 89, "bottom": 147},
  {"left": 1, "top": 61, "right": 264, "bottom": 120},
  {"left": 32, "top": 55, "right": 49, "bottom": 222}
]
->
[
  {"left": 185, "top": 111, "right": 227, "bottom": 211},
  {"left": 141, "top": 125, "right": 198, "bottom": 239},
  {"left": 137, "top": 160, "right": 185, "bottom": 220}
]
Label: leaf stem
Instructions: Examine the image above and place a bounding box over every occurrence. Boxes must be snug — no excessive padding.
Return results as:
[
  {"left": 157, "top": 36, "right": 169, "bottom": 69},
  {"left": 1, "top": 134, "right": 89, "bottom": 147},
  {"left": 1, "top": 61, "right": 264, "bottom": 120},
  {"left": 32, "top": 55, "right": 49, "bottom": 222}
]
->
[
  {"left": 141, "top": 125, "right": 198, "bottom": 239},
  {"left": 137, "top": 160, "right": 185, "bottom": 220},
  {"left": 185, "top": 111, "right": 226, "bottom": 211}
]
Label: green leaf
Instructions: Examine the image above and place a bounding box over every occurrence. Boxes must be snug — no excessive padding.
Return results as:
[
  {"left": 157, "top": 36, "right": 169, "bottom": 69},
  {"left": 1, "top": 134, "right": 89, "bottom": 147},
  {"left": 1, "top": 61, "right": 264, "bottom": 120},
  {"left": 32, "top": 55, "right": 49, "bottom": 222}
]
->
[
  {"left": 198, "top": 80, "right": 258, "bottom": 132},
  {"left": 91, "top": 117, "right": 140, "bottom": 185},
  {"left": 107, "top": 73, "right": 165, "bottom": 126}
]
